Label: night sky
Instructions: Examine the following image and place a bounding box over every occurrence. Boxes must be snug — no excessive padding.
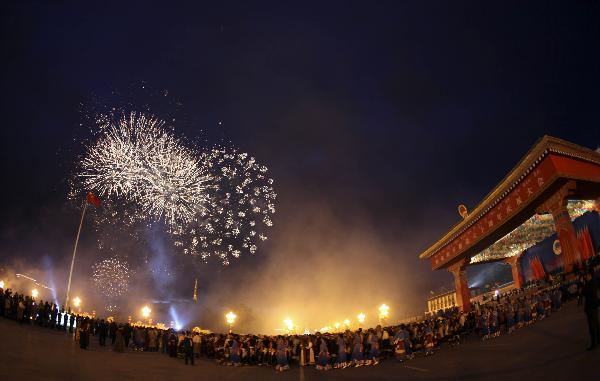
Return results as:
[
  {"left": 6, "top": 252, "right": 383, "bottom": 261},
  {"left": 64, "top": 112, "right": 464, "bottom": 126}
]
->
[{"left": 1, "top": 2, "right": 599, "bottom": 328}]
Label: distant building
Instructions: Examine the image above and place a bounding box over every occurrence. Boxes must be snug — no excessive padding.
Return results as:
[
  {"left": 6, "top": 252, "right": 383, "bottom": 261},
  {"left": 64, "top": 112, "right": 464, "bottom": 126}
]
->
[{"left": 426, "top": 290, "right": 457, "bottom": 314}]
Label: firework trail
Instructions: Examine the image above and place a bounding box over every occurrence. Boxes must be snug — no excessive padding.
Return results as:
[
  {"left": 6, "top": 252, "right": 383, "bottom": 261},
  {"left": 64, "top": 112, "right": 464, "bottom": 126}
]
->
[
  {"left": 172, "top": 148, "right": 277, "bottom": 265},
  {"left": 75, "top": 112, "right": 212, "bottom": 227}
]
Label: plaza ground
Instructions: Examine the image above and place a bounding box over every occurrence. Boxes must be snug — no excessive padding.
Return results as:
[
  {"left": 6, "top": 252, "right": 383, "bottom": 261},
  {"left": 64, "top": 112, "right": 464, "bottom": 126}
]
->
[{"left": 0, "top": 301, "right": 598, "bottom": 381}]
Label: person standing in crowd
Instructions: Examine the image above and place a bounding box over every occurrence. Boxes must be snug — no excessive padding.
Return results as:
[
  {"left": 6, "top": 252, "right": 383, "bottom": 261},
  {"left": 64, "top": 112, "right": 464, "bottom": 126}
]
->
[
  {"left": 50, "top": 304, "right": 58, "bottom": 329},
  {"left": 366, "top": 329, "right": 380, "bottom": 365},
  {"left": 98, "top": 319, "right": 107, "bottom": 346},
  {"left": 109, "top": 321, "right": 117, "bottom": 345},
  {"left": 56, "top": 309, "right": 63, "bottom": 329},
  {"left": 62, "top": 309, "right": 68, "bottom": 331},
  {"left": 183, "top": 332, "right": 195, "bottom": 365},
  {"left": 123, "top": 323, "right": 131, "bottom": 348},
  {"left": 114, "top": 326, "right": 125, "bottom": 353},
  {"left": 424, "top": 322, "right": 435, "bottom": 355},
  {"left": 148, "top": 328, "right": 157, "bottom": 352},
  {"left": 162, "top": 329, "right": 170, "bottom": 354},
  {"left": 229, "top": 335, "right": 240, "bottom": 366},
  {"left": 351, "top": 329, "right": 364, "bottom": 367},
  {"left": 393, "top": 325, "right": 410, "bottom": 362},
  {"left": 335, "top": 333, "right": 348, "bottom": 368},
  {"left": 79, "top": 317, "right": 90, "bottom": 350},
  {"left": 16, "top": 298, "right": 25, "bottom": 323},
  {"left": 581, "top": 269, "right": 600, "bottom": 350},
  {"left": 168, "top": 330, "right": 178, "bottom": 358},
  {"left": 275, "top": 336, "right": 289, "bottom": 371},
  {"left": 316, "top": 336, "right": 330, "bottom": 370},
  {"left": 193, "top": 332, "right": 201, "bottom": 359},
  {"left": 69, "top": 312, "right": 75, "bottom": 333},
  {"left": 305, "top": 336, "right": 315, "bottom": 366}
]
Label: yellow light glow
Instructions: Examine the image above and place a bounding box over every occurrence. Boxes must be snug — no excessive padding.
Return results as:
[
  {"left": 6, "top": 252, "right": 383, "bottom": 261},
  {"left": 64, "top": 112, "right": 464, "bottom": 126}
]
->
[
  {"left": 379, "top": 303, "right": 390, "bottom": 319},
  {"left": 357, "top": 312, "right": 366, "bottom": 324},
  {"left": 225, "top": 311, "right": 237, "bottom": 325},
  {"left": 334, "top": 322, "right": 341, "bottom": 331},
  {"left": 343, "top": 319, "right": 351, "bottom": 326},
  {"left": 31, "top": 289, "right": 39, "bottom": 298},
  {"left": 0, "top": 280, "right": 4, "bottom": 289},
  {"left": 73, "top": 297, "right": 81, "bottom": 308},
  {"left": 283, "top": 317, "right": 294, "bottom": 331},
  {"left": 141, "top": 305, "right": 151, "bottom": 318}
]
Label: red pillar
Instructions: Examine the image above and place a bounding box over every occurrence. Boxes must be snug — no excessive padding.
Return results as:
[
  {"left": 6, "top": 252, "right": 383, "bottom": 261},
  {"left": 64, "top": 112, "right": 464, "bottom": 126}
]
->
[
  {"left": 448, "top": 259, "right": 471, "bottom": 313},
  {"left": 504, "top": 254, "right": 523, "bottom": 289},
  {"left": 537, "top": 181, "right": 581, "bottom": 272}
]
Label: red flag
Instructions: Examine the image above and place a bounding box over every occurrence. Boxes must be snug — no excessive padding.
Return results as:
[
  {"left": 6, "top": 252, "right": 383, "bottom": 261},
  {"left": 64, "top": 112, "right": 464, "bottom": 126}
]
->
[
  {"left": 578, "top": 229, "right": 589, "bottom": 261},
  {"left": 577, "top": 230, "right": 585, "bottom": 261},
  {"left": 535, "top": 257, "right": 546, "bottom": 279},
  {"left": 580, "top": 226, "right": 595, "bottom": 260},
  {"left": 530, "top": 256, "right": 545, "bottom": 280},
  {"left": 587, "top": 226, "right": 597, "bottom": 257},
  {"left": 86, "top": 192, "right": 101, "bottom": 207},
  {"left": 530, "top": 258, "right": 540, "bottom": 280}
]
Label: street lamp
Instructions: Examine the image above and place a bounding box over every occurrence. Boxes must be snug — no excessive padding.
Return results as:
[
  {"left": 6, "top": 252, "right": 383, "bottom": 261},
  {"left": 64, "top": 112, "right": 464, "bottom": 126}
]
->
[
  {"left": 141, "top": 305, "right": 151, "bottom": 322},
  {"left": 283, "top": 317, "right": 294, "bottom": 333},
  {"left": 73, "top": 297, "right": 81, "bottom": 309},
  {"left": 0, "top": 280, "right": 4, "bottom": 289},
  {"left": 343, "top": 319, "right": 351, "bottom": 328},
  {"left": 334, "top": 322, "right": 341, "bottom": 331},
  {"left": 31, "top": 289, "right": 39, "bottom": 298},
  {"left": 378, "top": 304, "right": 390, "bottom": 323},
  {"left": 226, "top": 311, "right": 237, "bottom": 333},
  {"left": 357, "top": 312, "right": 366, "bottom": 327}
]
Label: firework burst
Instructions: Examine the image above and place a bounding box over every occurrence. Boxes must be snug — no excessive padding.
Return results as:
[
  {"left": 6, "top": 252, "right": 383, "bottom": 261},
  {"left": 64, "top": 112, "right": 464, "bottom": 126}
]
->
[
  {"left": 91, "top": 257, "right": 131, "bottom": 299},
  {"left": 71, "top": 109, "right": 277, "bottom": 266},
  {"left": 75, "top": 112, "right": 212, "bottom": 227},
  {"left": 172, "top": 148, "right": 277, "bottom": 265}
]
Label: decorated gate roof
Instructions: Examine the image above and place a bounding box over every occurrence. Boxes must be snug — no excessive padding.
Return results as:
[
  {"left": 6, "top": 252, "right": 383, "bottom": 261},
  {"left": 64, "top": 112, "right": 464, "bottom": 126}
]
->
[{"left": 419, "top": 136, "right": 600, "bottom": 270}]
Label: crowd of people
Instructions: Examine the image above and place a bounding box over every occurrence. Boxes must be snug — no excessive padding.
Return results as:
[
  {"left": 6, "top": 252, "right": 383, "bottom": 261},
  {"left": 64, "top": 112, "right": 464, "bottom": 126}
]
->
[{"left": 1, "top": 258, "right": 598, "bottom": 372}]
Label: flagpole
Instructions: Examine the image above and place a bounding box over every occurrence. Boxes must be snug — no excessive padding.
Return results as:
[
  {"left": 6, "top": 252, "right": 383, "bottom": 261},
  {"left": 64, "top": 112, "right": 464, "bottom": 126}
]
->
[
  {"left": 64, "top": 199, "right": 88, "bottom": 310},
  {"left": 193, "top": 277, "right": 198, "bottom": 303}
]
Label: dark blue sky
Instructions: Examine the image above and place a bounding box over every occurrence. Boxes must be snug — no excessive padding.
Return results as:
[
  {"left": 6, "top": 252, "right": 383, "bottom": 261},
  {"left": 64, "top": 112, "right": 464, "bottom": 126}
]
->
[{"left": 1, "top": 1, "right": 599, "bottom": 320}]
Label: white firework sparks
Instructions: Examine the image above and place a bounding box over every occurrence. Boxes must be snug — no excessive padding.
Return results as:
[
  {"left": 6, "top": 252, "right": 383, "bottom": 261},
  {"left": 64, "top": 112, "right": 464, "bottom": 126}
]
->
[
  {"left": 91, "top": 257, "right": 131, "bottom": 299},
  {"left": 76, "top": 112, "right": 212, "bottom": 227},
  {"left": 71, "top": 110, "right": 276, "bottom": 266},
  {"left": 173, "top": 148, "right": 277, "bottom": 265}
]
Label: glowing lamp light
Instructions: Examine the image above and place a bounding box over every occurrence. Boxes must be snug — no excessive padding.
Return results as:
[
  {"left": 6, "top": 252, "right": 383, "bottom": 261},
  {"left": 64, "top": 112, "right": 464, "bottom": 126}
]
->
[
  {"left": 31, "top": 289, "right": 39, "bottom": 298},
  {"left": 334, "top": 322, "right": 341, "bottom": 331},
  {"left": 343, "top": 319, "right": 351, "bottom": 327},
  {"left": 0, "top": 280, "right": 4, "bottom": 289},
  {"left": 225, "top": 311, "right": 237, "bottom": 325},
  {"left": 141, "top": 306, "right": 151, "bottom": 318},
  {"left": 283, "top": 317, "right": 294, "bottom": 332},
  {"left": 378, "top": 304, "right": 390, "bottom": 319},
  {"left": 357, "top": 312, "right": 366, "bottom": 324},
  {"left": 73, "top": 297, "right": 81, "bottom": 308}
]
